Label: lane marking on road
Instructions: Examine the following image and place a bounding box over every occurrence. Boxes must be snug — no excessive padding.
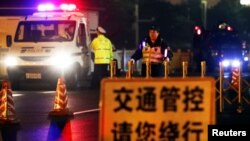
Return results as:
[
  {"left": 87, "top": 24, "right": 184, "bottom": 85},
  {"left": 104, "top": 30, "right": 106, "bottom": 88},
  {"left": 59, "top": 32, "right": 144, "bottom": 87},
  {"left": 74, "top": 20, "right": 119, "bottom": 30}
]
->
[
  {"left": 13, "top": 94, "right": 24, "bottom": 97},
  {"left": 74, "top": 108, "right": 100, "bottom": 115}
]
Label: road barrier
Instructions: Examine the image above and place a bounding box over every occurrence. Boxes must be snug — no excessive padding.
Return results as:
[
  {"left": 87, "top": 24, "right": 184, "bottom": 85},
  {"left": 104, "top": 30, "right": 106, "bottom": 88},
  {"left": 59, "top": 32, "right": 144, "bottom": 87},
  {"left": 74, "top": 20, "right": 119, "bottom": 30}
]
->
[
  {"left": 231, "top": 66, "right": 240, "bottom": 89},
  {"left": 103, "top": 60, "right": 215, "bottom": 141},
  {"left": 114, "top": 48, "right": 193, "bottom": 74},
  {"left": 109, "top": 60, "right": 250, "bottom": 114},
  {"left": 215, "top": 62, "right": 250, "bottom": 113}
]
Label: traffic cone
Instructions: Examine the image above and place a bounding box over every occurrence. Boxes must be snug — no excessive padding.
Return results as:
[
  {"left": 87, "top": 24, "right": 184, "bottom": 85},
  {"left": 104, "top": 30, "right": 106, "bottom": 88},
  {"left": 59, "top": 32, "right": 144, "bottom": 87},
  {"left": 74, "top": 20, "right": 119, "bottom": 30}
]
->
[
  {"left": 231, "top": 67, "right": 239, "bottom": 89},
  {"left": 0, "top": 80, "right": 19, "bottom": 124},
  {"left": 49, "top": 77, "right": 73, "bottom": 117}
]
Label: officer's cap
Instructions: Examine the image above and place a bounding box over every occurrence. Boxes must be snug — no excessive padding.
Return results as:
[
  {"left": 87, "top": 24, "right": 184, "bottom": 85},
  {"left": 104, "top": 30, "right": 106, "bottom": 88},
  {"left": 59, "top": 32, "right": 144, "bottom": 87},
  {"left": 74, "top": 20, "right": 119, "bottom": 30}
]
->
[
  {"left": 97, "top": 26, "right": 106, "bottom": 34},
  {"left": 149, "top": 25, "right": 160, "bottom": 32}
]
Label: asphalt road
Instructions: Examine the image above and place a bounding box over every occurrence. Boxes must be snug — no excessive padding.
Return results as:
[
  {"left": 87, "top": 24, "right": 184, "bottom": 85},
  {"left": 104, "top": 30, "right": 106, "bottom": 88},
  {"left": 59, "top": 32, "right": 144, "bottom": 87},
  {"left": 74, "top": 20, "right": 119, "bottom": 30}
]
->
[
  {"left": 1, "top": 76, "right": 250, "bottom": 141},
  {"left": 0, "top": 87, "right": 100, "bottom": 141}
]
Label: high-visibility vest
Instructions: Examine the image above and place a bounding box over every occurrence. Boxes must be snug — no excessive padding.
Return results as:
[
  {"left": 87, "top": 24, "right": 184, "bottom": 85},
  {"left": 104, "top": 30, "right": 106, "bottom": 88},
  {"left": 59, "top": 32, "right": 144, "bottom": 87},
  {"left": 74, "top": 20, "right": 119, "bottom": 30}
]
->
[
  {"left": 91, "top": 35, "right": 113, "bottom": 64},
  {"left": 142, "top": 46, "right": 163, "bottom": 63}
]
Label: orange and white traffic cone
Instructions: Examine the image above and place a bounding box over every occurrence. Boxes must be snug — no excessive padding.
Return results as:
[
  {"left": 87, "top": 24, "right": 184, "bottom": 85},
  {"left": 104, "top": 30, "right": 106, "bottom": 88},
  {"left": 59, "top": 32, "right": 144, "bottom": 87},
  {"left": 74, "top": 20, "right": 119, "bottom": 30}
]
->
[
  {"left": 49, "top": 77, "right": 73, "bottom": 117},
  {"left": 231, "top": 67, "right": 239, "bottom": 89},
  {"left": 0, "top": 80, "right": 19, "bottom": 124}
]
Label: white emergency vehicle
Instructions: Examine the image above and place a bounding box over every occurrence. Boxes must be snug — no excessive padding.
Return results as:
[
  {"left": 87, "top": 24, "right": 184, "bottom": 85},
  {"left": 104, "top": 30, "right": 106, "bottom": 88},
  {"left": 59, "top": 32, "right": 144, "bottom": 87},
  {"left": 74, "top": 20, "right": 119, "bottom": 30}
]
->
[{"left": 4, "top": 3, "right": 98, "bottom": 89}]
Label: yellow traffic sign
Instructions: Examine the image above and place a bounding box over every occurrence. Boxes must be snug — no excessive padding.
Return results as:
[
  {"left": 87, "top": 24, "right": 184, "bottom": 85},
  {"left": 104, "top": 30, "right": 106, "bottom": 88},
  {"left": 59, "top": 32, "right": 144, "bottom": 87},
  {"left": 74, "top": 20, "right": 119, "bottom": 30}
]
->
[{"left": 99, "top": 77, "right": 215, "bottom": 141}]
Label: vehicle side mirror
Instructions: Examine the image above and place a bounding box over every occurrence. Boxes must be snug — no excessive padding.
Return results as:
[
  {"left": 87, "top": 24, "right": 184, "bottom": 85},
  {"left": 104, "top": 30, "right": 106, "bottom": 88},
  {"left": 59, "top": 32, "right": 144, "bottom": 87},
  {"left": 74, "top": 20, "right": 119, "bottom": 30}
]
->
[{"left": 6, "top": 35, "right": 12, "bottom": 47}]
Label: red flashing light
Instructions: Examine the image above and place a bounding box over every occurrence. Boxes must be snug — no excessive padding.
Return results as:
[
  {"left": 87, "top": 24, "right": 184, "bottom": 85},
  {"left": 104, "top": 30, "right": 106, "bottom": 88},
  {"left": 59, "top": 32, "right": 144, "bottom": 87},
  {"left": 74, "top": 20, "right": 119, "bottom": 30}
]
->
[
  {"left": 227, "top": 26, "right": 233, "bottom": 31},
  {"left": 194, "top": 26, "right": 202, "bottom": 35},
  {"left": 194, "top": 26, "right": 200, "bottom": 30}
]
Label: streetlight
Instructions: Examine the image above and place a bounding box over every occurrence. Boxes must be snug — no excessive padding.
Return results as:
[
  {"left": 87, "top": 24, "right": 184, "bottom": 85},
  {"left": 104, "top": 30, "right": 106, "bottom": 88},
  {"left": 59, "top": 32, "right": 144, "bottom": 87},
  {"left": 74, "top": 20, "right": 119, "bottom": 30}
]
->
[
  {"left": 240, "top": 0, "right": 250, "bottom": 5},
  {"left": 201, "top": 0, "right": 207, "bottom": 29}
]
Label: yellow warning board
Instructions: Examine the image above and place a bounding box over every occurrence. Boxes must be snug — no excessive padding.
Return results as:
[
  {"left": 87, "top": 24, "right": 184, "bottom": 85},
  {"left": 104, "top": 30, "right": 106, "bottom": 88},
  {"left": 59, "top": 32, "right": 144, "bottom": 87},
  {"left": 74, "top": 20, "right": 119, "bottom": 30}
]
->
[{"left": 99, "top": 77, "right": 215, "bottom": 141}]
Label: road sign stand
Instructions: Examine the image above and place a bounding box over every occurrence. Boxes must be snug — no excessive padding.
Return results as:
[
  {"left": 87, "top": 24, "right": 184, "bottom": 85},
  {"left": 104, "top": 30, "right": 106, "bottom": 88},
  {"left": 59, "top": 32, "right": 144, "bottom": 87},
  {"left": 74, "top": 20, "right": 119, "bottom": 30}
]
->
[{"left": 99, "top": 77, "right": 215, "bottom": 141}]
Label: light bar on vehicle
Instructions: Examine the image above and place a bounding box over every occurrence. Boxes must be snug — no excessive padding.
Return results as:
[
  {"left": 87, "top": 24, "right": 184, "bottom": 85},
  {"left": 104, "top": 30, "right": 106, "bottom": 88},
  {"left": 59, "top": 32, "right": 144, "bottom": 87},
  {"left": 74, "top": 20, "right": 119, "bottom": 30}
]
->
[
  {"left": 60, "top": 4, "right": 76, "bottom": 11},
  {"left": 38, "top": 3, "right": 55, "bottom": 11},
  {"left": 37, "top": 3, "right": 77, "bottom": 12}
]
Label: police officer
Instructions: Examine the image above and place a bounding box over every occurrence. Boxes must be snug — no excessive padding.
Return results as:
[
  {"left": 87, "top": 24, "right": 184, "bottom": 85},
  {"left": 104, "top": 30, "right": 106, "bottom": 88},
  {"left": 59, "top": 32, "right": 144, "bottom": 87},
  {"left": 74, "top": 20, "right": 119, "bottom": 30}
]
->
[
  {"left": 90, "top": 26, "right": 113, "bottom": 88},
  {"left": 130, "top": 25, "right": 173, "bottom": 77}
]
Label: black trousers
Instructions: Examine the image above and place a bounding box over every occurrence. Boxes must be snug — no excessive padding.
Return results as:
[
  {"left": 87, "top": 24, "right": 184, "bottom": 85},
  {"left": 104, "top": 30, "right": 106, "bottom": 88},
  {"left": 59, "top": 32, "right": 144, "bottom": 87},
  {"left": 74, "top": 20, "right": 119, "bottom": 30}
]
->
[
  {"left": 141, "top": 63, "right": 164, "bottom": 77},
  {"left": 92, "top": 64, "right": 109, "bottom": 88}
]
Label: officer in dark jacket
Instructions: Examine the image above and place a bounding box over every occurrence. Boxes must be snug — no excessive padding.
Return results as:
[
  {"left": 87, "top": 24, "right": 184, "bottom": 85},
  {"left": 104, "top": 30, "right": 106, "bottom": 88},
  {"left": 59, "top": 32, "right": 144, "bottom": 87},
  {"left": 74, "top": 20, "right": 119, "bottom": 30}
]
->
[{"left": 130, "top": 25, "right": 173, "bottom": 77}]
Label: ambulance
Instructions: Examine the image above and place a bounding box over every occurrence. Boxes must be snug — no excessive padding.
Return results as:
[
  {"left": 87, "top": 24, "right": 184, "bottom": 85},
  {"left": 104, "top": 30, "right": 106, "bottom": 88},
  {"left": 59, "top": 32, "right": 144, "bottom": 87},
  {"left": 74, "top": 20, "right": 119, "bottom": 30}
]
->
[
  {"left": 0, "top": 16, "right": 21, "bottom": 78},
  {"left": 4, "top": 3, "right": 98, "bottom": 89}
]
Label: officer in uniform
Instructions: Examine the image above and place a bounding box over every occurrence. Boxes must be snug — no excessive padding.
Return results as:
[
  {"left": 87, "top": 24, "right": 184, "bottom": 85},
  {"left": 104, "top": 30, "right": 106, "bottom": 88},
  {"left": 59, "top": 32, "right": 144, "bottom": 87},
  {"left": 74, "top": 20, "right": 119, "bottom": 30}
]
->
[
  {"left": 130, "top": 25, "right": 173, "bottom": 77},
  {"left": 90, "top": 26, "right": 113, "bottom": 88}
]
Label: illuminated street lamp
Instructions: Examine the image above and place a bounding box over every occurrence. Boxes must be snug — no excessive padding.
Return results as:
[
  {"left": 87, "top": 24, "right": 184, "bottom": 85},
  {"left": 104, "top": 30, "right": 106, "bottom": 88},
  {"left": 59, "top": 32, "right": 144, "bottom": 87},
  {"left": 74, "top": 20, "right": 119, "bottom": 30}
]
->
[
  {"left": 240, "top": 0, "right": 250, "bottom": 5},
  {"left": 201, "top": 0, "right": 207, "bottom": 29}
]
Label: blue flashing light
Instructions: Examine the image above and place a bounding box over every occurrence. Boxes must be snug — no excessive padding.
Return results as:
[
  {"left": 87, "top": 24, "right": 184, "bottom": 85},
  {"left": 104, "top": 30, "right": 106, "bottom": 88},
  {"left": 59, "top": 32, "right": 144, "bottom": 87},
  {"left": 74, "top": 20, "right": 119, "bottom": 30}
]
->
[
  {"left": 222, "top": 59, "right": 241, "bottom": 68},
  {"left": 244, "top": 56, "right": 249, "bottom": 61},
  {"left": 222, "top": 60, "right": 230, "bottom": 67},
  {"left": 232, "top": 60, "right": 241, "bottom": 67}
]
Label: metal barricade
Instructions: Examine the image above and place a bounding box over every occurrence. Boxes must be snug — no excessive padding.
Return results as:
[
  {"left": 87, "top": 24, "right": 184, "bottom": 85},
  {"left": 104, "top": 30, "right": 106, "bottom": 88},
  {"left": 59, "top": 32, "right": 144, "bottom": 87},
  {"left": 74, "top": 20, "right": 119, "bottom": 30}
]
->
[
  {"left": 215, "top": 62, "right": 250, "bottom": 113},
  {"left": 126, "top": 60, "right": 134, "bottom": 79},
  {"left": 164, "top": 60, "right": 169, "bottom": 78},
  {"left": 109, "top": 60, "right": 117, "bottom": 78},
  {"left": 110, "top": 60, "right": 250, "bottom": 113}
]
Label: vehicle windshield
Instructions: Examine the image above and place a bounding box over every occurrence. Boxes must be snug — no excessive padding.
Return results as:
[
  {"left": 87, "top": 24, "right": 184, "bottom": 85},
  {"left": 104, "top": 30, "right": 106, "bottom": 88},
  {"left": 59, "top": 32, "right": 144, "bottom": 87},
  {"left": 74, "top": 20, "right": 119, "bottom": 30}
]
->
[{"left": 14, "top": 20, "right": 76, "bottom": 42}]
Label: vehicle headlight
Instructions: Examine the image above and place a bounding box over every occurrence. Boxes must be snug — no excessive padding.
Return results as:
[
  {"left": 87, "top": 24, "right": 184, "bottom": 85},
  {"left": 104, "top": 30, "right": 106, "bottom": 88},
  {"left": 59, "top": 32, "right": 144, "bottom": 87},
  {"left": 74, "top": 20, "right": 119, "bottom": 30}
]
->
[
  {"left": 49, "top": 52, "right": 73, "bottom": 70},
  {"left": 222, "top": 60, "right": 230, "bottom": 67},
  {"left": 232, "top": 60, "right": 240, "bottom": 67},
  {"left": 221, "top": 59, "right": 241, "bottom": 68},
  {"left": 222, "top": 60, "right": 241, "bottom": 67},
  {"left": 4, "top": 56, "right": 18, "bottom": 66}
]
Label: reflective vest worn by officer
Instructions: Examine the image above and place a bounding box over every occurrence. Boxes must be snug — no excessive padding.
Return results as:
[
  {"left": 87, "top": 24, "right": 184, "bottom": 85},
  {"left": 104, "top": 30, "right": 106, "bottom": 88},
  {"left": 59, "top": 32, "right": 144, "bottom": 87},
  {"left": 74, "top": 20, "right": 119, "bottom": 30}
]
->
[
  {"left": 142, "top": 45, "right": 163, "bottom": 63},
  {"left": 131, "top": 35, "right": 173, "bottom": 77},
  {"left": 91, "top": 34, "right": 113, "bottom": 64}
]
